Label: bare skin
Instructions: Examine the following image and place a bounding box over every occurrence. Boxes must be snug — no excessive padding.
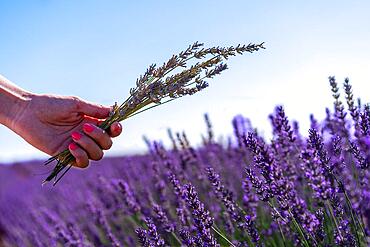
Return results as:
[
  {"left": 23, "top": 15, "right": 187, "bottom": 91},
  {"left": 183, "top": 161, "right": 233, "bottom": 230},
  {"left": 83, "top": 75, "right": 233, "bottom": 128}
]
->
[{"left": 0, "top": 75, "right": 122, "bottom": 168}]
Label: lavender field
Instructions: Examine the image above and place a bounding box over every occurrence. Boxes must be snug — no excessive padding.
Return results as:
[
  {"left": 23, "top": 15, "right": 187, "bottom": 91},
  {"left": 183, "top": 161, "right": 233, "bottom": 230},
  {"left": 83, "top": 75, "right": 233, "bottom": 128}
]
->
[{"left": 1, "top": 77, "right": 370, "bottom": 246}]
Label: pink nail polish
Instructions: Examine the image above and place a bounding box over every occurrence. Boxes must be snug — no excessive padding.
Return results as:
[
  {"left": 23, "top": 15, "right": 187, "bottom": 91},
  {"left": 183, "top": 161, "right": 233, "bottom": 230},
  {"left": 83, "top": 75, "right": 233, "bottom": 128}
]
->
[
  {"left": 83, "top": 123, "right": 94, "bottom": 133},
  {"left": 114, "top": 123, "right": 122, "bottom": 132},
  {"left": 69, "top": 143, "right": 78, "bottom": 151},
  {"left": 71, "top": 132, "right": 82, "bottom": 141}
]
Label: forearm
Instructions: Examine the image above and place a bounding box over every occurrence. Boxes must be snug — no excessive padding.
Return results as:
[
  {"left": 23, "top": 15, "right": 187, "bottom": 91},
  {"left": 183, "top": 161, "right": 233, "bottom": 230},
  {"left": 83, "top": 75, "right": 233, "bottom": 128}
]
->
[{"left": 0, "top": 75, "right": 31, "bottom": 128}]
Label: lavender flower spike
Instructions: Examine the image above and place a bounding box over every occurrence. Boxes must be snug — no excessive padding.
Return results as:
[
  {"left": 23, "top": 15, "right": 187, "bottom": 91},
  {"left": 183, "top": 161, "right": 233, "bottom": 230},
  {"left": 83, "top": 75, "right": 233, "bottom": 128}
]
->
[
  {"left": 183, "top": 183, "right": 220, "bottom": 247},
  {"left": 144, "top": 217, "right": 166, "bottom": 247},
  {"left": 135, "top": 228, "right": 153, "bottom": 247}
]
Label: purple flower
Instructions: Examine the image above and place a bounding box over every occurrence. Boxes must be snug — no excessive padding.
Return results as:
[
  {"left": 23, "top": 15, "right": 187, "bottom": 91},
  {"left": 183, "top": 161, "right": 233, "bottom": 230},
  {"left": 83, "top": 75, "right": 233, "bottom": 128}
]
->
[
  {"left": 152, "top": 204, "right": 175, "bottom": 233},
  {"left": 270, "top": 106, "right": 295, "bottom": 144},
  {"left": 359, "top": 106, "right": 370, "bottom": 136},
  {"left": 300, "top": 149, "right": 333, "bottom": 200},
  {"left": 135, "top": 228, "right": 153, "bottom": 247},
  {"left": 113, "top": 179, "right": 141, "bottom": 214},
  {"left": 95, "top": 210, "right": 121, "bottom": 247},
  {"left": 144, "top": 217, "right": 166, "bottom": 247},
  {"left": 182, "top": 183, "right": 219, "bottom": 247},
  {"left": 245, "top": 167, "right": 273, "bottom": 202},
  {"left": 244, "top": 215, "right": 260, "bottom": 244},
  {"left": 206, "top": 167, "right": 261, "bottom": 244},
  {"left": 151, "top": 161, "right": 168, "bottom": 204},
  {"left": 310, "top": 113, "right": 319, "bottom": 130},
  {"left": 3, "top": 75, "right": 370, "bottom": 246},
  {"left": 308, "top": 128, "right": 335, "bottom": 175},
  {"left": 242, "top": 177, "right": 258, "bottom": 219},
  {"left": 169, "top": 173, "right": 191, "bottom": 226},
  {"left": 179, "top": 228, "right": 196, "bottom": 247},
  {"left": 232, "top": 115, "right": 247, "bottom": 149},
  {"left": 349, "top": 140, "right": 369, "bottom": 169}
]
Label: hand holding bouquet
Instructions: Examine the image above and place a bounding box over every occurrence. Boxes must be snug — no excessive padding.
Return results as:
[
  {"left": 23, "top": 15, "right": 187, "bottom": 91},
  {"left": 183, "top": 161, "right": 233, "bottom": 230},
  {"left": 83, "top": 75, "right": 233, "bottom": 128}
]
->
[{"left": 44, "top": 42, "right": 265, "bottom": 185}]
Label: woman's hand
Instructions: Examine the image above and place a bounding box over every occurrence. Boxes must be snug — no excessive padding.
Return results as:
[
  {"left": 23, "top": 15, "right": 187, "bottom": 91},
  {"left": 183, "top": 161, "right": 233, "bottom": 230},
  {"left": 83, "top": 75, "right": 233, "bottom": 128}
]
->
[{"left": 8, "top": 93, "right": 122, "bottom": 168}]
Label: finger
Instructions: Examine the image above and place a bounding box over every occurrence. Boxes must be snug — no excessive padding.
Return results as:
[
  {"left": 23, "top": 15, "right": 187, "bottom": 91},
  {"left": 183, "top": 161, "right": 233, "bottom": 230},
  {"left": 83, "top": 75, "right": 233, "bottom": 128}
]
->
[
  {"left": 108, "top": 122, "right": 122, "bottom": 138},
  {"left": 83, "top": 116, "right": 105, "bottom": 127},
  {"left": 83, "top": 119, "right": 121, "bottom": 137},
  {"left": 71, "top": 131, "right": 104, "bottom": 160},
  {"left": 82, "top": 123, "right": 113, "bottom": 150},
  {"left": 73, "top": 96, "right": 111, "bottom": 119},
  {"left": 68, "top": 142, "right": 89, "bottom": 168}
]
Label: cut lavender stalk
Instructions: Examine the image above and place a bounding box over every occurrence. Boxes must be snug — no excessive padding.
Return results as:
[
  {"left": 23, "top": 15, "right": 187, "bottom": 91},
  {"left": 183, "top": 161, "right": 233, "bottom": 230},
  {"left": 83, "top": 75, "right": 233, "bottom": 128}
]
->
[{"left": 43, "top": 41, "right": 265, "bottom": 185}]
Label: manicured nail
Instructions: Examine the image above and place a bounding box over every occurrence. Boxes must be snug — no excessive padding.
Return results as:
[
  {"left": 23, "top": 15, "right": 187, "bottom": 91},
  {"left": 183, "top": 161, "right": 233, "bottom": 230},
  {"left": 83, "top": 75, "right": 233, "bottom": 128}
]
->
[
  {"left": 113, "top": 123, "right": 122, "bottom": 132},
  {"left": 71, "top": 132, "right": 82, "bottom": 141},
  {"left": 83, "top": 123, "right": 94, "bottom": 133},
  {"left": 69, "top": 142, "right": 78, "bottom": 151}
]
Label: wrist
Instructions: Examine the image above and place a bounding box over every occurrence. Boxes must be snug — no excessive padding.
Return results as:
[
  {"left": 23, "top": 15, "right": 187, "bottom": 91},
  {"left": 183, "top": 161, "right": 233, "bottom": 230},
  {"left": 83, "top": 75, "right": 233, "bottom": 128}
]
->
[
  {"left": 0, "top": 92, "right": 31, "bottom": 128},
  {"left": 0, "top": 76, "right": 34, "bottom": 129}
]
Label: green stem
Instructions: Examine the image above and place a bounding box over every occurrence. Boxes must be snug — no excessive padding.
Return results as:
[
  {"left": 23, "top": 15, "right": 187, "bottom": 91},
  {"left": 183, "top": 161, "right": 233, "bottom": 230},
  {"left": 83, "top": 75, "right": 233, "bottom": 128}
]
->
[
  {"left": 289, "top": 211, "right": 310, "bottom": 247},
  {"left": 127, "top": 216, "right": 140, "bottom": 228},
  {"left": 277, "top": 222, "right": 287, "bottom": 247},
  {"left": 123, "top": 99, "right": 176, "bottom": 120},
  {"left": 267, "top": 202, "right": 288, "bottom": 223},
  {"left": 211, "top": 226, "right": 236, "bottom": 247},
  {"left": 325, "top": 201, "right": 344, "bottom": 242},
  {"left": 342, "top": 189, "right": 363, "bottom": 246},
  {"left": 170, "top": 232, "right": 182, "bottom": 246},
  {"left": 333, "top": 175, "right": 366, "bottom": 244},
  {"left": 343, "top": 189, "right": 366, "bottom": 236}
]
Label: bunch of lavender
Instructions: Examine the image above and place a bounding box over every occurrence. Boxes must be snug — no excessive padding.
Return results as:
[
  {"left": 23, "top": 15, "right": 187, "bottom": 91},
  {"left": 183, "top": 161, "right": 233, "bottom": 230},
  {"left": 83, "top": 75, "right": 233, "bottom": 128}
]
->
[{"left": 43, "top": 41, "right": 265, "bottom": 185}]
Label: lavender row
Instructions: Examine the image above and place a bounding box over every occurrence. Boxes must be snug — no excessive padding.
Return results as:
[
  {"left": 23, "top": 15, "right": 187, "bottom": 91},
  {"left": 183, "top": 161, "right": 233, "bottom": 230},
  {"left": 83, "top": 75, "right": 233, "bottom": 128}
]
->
[{"left": 0, "top": 76, "right": 369, "bottom": 246}]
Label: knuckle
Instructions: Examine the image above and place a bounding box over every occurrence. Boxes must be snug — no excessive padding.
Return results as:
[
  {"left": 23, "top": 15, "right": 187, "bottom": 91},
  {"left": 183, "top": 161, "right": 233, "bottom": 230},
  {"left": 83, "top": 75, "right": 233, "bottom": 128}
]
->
[
  {"left": 70, "top": 96, "right": 82, "bottom": 110},
  {"left": 95, "top": 132, "right": 112, "bottom": 150},
  {"left": 70, "top": 95, "right": 81, "bottom": 102}
]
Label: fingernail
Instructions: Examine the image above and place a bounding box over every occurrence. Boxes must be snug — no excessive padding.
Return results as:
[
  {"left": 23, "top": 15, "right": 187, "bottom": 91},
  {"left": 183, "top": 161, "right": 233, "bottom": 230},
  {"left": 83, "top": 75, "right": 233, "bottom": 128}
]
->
[
  {"left": 71, "top": 132, "right": 82, "bottom": 141},
  {"left": 83, "top": 123, "right": 94, "bottom": 133},
  {"left": 114, "top": 123, "right": 122, "bottom": 131},
  {"left": 69, "top": 142, "right": 78, "bottom": 151}
]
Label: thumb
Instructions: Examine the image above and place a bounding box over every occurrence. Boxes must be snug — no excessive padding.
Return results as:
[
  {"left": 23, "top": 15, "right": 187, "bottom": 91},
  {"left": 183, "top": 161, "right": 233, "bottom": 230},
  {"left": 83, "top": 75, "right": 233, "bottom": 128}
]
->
[{"left": 75, "top": 97, "right": 111, "bottom": 119}]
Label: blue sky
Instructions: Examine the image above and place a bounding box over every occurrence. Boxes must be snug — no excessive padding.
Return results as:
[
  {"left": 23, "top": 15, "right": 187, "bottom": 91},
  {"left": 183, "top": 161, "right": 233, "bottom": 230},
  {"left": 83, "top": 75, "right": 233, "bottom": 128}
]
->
[{"left": 1, "top": 1, "right": 370, "bottom": 162}]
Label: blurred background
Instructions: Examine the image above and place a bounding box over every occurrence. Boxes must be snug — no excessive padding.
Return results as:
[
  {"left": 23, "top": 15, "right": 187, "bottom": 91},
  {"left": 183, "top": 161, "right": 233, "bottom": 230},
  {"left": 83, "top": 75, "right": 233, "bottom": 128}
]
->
[{"left": 1, "top": 0, "right": 370, "bottom": 163}]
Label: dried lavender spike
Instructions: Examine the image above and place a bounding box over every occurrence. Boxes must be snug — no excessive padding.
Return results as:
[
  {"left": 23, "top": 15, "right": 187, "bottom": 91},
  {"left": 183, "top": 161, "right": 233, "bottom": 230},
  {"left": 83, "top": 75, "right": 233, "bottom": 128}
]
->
[
  {"left": 329, "top": 76, "right": 347, "bottom": 122},
  {"left": 204, "top": 113, "right": 214, "bottom": 144},
  {"left": 343, "top": 78, "right": 359, "bottom": 124},
  {"left": 43, "top": 41, "right": 264, "bottom": 185}
]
